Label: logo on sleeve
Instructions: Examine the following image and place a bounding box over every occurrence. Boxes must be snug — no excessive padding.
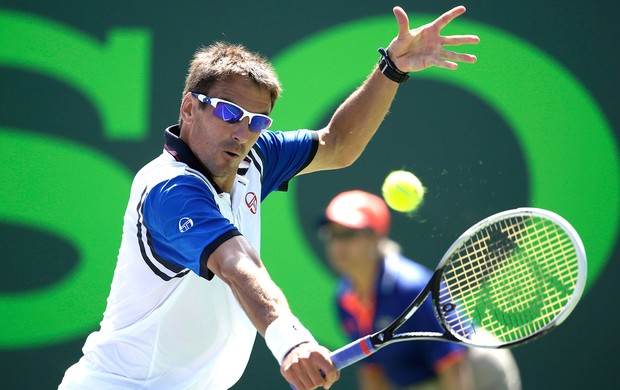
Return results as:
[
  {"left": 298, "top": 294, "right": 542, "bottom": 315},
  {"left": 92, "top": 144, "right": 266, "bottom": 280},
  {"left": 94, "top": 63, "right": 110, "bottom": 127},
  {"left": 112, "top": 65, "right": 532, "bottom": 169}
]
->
[
  {"left": 179, "top": 217, "right": 194, "bottom": 233},
  {"left": 245, "top": 192, "right": 257, "bottom": 214}
]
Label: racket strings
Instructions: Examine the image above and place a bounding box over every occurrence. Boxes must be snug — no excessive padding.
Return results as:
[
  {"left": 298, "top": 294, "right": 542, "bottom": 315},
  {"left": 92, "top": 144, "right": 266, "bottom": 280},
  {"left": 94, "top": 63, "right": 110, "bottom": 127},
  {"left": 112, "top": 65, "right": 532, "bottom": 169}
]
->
[{"left": 438, "top": 215, "right": 579, "bottom": 346}]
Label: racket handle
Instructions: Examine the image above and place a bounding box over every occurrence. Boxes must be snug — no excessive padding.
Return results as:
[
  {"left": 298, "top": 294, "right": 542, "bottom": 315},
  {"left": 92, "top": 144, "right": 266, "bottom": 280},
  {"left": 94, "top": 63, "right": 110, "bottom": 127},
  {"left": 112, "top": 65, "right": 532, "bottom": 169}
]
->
[
  {"left": 289, "top": 336, "right": 375, "bottom": 389},
  {"left": 330, "top": 335, "right": 376, "bottom": 370}
]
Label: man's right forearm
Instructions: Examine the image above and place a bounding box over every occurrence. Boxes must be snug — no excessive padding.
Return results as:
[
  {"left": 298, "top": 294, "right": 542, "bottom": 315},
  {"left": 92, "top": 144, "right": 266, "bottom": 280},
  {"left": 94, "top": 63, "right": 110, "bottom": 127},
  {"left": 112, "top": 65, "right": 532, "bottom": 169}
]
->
[
  {"left": 207, "top": 235, "right": 339, "bottom": 389},
  {"left": 207, "top": 235, "right": 290, "bottom": 335}
]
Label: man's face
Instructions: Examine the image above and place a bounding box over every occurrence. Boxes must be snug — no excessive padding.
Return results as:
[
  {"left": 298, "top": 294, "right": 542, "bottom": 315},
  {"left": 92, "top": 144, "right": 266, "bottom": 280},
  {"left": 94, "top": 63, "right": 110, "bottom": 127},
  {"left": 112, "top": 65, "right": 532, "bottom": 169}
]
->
[
  {"left": 182, "top": 75, "right": 272, "bottom": 191},
  {"left": 323, "top": 223, "right": 380, "bottom": 278}
]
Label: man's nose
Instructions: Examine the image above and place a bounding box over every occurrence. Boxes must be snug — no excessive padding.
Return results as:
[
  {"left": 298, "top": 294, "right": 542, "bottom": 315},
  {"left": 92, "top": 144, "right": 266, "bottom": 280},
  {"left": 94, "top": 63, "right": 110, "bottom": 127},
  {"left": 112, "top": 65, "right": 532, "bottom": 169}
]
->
[{"left": 231, "top": 118, "right": 251, "bottom": 143}]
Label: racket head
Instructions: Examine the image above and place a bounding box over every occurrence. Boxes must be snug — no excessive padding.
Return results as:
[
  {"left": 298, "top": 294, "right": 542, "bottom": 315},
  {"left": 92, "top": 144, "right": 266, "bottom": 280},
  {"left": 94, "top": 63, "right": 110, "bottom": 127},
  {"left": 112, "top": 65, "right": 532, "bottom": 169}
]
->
[{"left": 431, "top": 208, "right": 587, "bottom": 348}]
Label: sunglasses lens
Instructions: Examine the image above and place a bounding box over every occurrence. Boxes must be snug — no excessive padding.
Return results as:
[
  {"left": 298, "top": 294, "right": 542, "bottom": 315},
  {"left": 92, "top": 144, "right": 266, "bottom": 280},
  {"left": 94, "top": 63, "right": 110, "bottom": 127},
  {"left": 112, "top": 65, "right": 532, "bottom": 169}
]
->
[
  {"left": 249, "top": 116, "right": 273, "bottom": 132},
  {"left": 210, "top": 98, "right": 272, "bottom": 132},
  {"left": 321, "top": 228, "right": 363, "bottom": 241},
  {"left": 214, "top": 102, "right": 243, "bottom": 123}
]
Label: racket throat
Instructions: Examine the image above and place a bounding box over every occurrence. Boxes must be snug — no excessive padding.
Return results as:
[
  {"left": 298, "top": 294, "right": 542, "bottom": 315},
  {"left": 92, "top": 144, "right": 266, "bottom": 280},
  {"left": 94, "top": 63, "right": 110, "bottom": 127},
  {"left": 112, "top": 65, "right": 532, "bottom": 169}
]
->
[{"left": 369, "top": 330, "right": 395, "bottom": 348}]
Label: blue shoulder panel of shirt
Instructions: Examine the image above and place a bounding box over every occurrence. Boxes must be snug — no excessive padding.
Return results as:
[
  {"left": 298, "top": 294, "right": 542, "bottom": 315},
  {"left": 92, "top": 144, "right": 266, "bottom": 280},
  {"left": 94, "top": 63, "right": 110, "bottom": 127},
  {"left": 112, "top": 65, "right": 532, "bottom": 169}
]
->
[
  {"left": 254, "top": 129, "right": 318, "bottom": 199},
  {"left": 142, "top": 175, "right": 239, "bottom": 277}
]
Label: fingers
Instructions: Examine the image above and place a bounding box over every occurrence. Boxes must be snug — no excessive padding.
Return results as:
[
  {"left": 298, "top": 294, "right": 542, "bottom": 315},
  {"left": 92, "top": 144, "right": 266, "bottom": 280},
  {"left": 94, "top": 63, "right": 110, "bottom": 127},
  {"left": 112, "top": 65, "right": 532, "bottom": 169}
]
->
[
  {"left": 441, "top": 34, "right": 480, "bottom": 47},
  {"left": 319, "top": 358, "right": 339, "bottom": 389},
  {"left": 434, "top": 5, "right": 467, "bottom": 30},
  {"left": 281, "top": 344, "right": 340, "bottom": 390},
  {"left": 428, "top": 49, "right": 476, "bottom": 71},
  {"left": 294, "top": 365, "right": 327, "bottom": 390},
  {"left": 386, "top": 4, "right": 479, "bottom": 73},
  {"left": 392, "top": 6, "right": 410, "bottom": 39},
  {"left": 441, "top": 48, "right": 477, "bottom": 64},
  {"left": 395, "top": 5, "right": 468, "bottom": 34}
]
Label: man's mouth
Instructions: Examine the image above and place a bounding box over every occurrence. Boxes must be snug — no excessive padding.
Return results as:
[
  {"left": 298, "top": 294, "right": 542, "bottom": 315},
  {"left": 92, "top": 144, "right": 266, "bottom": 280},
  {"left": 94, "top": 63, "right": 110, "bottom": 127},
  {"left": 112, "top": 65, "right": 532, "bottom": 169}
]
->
[{"left": 222, "top": 143, "right": 244, "bottom": 159}]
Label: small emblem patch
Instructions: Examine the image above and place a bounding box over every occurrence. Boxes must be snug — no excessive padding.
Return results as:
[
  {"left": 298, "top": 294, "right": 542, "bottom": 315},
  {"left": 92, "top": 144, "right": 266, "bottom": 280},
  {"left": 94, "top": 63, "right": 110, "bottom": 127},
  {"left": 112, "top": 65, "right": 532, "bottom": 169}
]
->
[
  {"left": 179, "top": 217, "right": 194, "bottom": 233},
  {"left": 245, "top": 192, "right": 258, "bottom": 214}
]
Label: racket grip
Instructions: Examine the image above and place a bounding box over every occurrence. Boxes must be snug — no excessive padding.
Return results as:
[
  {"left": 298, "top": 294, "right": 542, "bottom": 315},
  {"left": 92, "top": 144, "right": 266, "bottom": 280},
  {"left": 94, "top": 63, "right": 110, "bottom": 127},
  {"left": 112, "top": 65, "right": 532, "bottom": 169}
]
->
[{"left": 330, "top": 335, "right": 375, "bottom": 370}]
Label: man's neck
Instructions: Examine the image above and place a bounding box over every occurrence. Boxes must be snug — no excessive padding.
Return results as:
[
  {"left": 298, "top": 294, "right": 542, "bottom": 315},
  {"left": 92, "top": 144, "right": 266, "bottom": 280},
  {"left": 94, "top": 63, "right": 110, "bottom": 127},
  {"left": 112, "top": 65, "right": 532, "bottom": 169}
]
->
[{"left": 350, "top": 257, "right": 382, "bottom": 305}]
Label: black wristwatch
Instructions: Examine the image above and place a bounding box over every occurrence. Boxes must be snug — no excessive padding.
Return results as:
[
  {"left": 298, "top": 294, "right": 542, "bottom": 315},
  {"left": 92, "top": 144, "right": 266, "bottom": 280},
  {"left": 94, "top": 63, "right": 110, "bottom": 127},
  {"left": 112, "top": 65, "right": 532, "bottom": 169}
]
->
[{"left": 377, "top": 47, "right": 409, "bottom": 84}]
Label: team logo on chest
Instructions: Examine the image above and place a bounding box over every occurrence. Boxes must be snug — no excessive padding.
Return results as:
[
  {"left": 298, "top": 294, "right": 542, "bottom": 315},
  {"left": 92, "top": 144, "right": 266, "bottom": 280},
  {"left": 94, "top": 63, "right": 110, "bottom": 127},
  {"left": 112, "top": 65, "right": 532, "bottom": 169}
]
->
[
  {"left": 245, "top": 192, "right": 258, "bottom": 214},
  {"left": 178, "top": 217, "right": 194, "bottom": 232}
]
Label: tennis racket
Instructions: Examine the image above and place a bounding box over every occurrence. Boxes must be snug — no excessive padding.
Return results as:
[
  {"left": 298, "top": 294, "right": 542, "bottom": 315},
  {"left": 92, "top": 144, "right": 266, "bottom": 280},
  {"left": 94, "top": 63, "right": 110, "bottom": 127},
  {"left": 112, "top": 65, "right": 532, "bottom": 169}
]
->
[{"left": 329, "top": 207, "right": 587, "bottom": 370}]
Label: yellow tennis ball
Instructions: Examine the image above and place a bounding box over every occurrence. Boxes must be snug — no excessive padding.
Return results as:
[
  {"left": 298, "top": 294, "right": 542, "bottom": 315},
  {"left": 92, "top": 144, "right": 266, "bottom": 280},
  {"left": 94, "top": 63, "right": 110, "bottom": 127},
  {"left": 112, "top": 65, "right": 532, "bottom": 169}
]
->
[{"left": 381, "top": 170, "right": 425, "bottom": 213}]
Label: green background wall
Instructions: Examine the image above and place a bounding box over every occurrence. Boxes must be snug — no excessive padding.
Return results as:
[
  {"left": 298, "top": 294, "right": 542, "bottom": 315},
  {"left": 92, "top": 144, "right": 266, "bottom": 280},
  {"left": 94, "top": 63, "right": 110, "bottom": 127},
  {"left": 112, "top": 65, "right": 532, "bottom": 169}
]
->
[{"left": 1, "top": 0, "right": 618, "bottom": 388}]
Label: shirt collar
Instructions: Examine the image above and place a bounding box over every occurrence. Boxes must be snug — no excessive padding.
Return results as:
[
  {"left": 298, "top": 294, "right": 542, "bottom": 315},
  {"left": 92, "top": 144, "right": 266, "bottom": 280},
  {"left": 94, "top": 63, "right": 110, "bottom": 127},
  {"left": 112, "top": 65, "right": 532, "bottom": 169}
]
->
[
  {"left": 163, "top": 125, "right": 224, "bottom": 194},
  {"left": 378, "top": 253, "right": 400, "bottom": 294}
]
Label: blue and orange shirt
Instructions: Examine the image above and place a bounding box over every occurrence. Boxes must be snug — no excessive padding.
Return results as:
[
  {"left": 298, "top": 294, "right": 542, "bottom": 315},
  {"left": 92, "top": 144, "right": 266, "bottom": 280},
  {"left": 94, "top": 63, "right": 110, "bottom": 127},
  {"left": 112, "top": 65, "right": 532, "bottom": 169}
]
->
[{"left": 336, "top": 253, "right": 466, "bottom": 387}]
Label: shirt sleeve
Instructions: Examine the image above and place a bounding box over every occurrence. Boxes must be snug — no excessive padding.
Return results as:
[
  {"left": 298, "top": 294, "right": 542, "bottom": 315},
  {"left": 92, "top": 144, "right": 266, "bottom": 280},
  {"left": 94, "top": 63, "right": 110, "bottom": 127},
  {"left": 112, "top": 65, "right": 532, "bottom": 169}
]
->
[
  {"left": 253, "top": 129, "right": 318, "bottom": 200},
  {"left": 142, "top": 175, "right": 241, "bottom": 280}
]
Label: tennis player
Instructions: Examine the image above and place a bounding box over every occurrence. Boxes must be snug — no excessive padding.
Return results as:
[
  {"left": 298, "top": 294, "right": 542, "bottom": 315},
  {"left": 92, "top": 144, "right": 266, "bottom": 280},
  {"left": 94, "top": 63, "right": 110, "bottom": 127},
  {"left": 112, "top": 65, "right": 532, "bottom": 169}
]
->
[
  {"left": 58, "top": 6, "right": 478, "bottom": 390},
  {"left": 320, "top": 190, "right": 521, "bottom": 390}
]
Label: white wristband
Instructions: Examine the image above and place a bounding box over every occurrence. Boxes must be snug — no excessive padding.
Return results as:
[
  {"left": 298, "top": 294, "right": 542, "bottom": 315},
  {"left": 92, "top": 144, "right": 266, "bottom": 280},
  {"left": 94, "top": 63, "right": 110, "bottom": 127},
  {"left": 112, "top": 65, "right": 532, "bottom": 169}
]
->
[{"left": 265, "top": 315, "right": 317, "bottom": 365}]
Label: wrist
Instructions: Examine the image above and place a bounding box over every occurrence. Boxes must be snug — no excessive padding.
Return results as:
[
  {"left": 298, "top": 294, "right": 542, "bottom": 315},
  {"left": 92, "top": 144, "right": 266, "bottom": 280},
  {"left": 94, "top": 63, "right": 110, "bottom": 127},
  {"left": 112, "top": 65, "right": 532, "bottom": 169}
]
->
[
  {"left": 265, "top": 315, "right": 317, "bottom": 365},
  {"left": 377, "top": 47, "right": 409, "bottom": 84}
]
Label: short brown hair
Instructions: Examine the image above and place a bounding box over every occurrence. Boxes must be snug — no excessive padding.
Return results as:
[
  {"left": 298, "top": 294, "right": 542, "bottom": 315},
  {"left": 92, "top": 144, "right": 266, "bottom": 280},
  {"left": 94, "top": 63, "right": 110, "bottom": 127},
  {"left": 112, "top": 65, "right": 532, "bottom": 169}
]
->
[{"left": 182, "top": 42, "right": 282, "bottom": 108}]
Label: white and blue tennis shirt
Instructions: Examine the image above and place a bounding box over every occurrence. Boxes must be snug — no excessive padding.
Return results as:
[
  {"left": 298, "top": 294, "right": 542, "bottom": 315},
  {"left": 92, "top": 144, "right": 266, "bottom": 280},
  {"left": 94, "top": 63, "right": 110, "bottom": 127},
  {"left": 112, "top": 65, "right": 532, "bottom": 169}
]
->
[{"left": 59, "top": 125, "right": 318, "bottom": 389}]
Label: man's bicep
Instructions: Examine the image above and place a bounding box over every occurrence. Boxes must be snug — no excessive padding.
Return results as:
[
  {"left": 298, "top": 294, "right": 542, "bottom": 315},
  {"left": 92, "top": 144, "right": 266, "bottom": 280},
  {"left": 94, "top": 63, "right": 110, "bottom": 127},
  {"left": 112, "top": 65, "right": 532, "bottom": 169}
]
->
[
  {"left": 297, "top": 128, "right": 337, "bottom": 175},
  {"left": 206, "top": 235, "right": 263, "bottom": 282}
]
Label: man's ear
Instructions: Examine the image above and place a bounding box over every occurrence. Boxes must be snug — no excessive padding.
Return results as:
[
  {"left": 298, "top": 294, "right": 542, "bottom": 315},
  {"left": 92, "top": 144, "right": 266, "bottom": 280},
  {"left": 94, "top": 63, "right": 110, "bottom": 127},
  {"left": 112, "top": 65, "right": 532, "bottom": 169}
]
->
[{"left": 180, "top": 92, "right": 195, "bottom": 126}]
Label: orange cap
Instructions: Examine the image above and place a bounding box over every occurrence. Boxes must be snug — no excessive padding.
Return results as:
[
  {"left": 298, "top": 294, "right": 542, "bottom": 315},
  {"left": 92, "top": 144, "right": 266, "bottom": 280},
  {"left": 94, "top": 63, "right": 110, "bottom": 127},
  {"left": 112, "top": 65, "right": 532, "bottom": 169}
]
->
[{"left": 325, "top": 190, "right": 390, "bottom": 236}]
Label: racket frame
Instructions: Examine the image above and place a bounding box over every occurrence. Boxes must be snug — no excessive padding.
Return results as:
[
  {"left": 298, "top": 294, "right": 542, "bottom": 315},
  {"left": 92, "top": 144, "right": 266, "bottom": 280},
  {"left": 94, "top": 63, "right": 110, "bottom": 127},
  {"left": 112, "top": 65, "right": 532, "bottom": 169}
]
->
[
  {"left": 329, "top": 207, "right": 587, "bottom": 370},
  {"left": 432, "top": 207, "right": 587, "bottom": 348}
]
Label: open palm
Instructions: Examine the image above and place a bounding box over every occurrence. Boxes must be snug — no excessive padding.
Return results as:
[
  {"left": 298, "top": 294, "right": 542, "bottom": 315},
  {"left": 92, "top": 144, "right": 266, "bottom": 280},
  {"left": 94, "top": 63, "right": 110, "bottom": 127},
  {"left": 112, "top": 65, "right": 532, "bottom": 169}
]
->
[{"left": 388, "top": 6, "right": 480, "bottom": 72}]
